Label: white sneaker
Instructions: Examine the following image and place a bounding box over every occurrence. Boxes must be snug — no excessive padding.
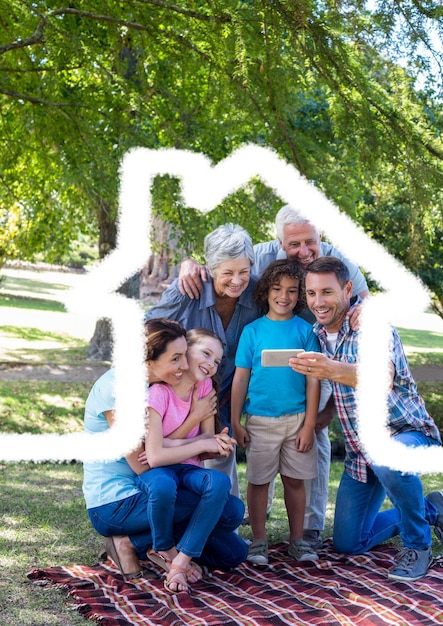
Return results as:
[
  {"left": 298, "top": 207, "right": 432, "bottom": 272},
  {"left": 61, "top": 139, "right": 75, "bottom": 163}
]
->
[
  {"left": 288, "top": 539, "right": 319, "bottom": 562},
  {"left": 247, "top": 539, "right": 269, "bottom": 565}
]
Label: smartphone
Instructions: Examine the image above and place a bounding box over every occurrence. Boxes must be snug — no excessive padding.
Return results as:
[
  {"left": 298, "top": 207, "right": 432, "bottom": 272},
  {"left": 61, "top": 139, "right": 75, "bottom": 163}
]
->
[{"left": 261, "top": 349, "right": 305, "bottom": 367}]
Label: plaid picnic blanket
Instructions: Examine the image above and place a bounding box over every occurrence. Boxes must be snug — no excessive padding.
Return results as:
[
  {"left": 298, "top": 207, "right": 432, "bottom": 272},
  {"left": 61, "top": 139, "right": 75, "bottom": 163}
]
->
[{"left": 28, "top": 541, "right": 443, "bottom": 626}]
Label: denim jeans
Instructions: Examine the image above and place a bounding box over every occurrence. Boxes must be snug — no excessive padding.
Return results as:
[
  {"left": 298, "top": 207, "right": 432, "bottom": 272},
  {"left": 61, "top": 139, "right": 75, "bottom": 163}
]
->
[
  {"left": 304, "top": 426, "right": 331, "bottom": 531},
  {"left": 88, "top": 485, "right": 247, "bottom": 569},
  {"left": 136, "top": 464, "right": 231, "bottom": 557},
  {"left": 333, "top": 431, "right": 441, "bottom": 554}
]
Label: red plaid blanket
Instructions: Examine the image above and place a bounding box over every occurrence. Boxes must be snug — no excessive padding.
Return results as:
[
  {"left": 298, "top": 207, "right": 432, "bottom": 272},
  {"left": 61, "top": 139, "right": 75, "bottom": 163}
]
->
[{"left": 28, "top": 541, "right": 443, "bottom": 626}]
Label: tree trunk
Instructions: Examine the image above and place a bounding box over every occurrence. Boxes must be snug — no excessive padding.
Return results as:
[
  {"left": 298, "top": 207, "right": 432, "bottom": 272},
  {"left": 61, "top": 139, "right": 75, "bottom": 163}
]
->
[
  {"left": 87, "top": 198, "right": 118, "bottom": 362},
  {"left": 87, "top": 203, "right": 185, "bottom": 360}
]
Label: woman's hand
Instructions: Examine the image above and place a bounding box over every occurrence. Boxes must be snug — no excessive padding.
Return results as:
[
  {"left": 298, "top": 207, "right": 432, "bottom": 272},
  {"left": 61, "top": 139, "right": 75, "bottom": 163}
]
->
[
  {"left": 214, "top": 428, "right": 236, "bottom": 456},
  {"left": 201, "top": 428, "right": 236, "bottom": 458},
  {"left": 138, "top": 450, "right": 149, "bottom": 465}
]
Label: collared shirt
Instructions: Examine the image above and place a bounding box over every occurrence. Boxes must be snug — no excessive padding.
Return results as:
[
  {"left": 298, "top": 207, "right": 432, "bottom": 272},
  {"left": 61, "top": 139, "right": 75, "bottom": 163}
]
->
[
  {"left": 314, "top": 304, "right": 441, "bottom": 482},
  {"left": 145, "top": 274, "right": 263, "bottom": 428},
  {"left": 253, "top": 240, "right": 368, "bottom": 297}
]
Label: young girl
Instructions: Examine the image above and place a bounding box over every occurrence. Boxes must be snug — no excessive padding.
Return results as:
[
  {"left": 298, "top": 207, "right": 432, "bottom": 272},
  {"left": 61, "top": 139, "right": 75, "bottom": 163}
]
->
[
  {"left": 231, "top": 259, "right": 321, "bottom": 565},
  {"left": 137, "top": 327, "right": 236, "bottom": 593}
]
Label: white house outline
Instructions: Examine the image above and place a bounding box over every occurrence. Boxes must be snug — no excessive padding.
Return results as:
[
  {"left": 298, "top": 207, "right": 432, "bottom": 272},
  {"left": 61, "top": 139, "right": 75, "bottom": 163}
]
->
[{"left": 0, "top": 144, "right": 442, "bottom": 473}]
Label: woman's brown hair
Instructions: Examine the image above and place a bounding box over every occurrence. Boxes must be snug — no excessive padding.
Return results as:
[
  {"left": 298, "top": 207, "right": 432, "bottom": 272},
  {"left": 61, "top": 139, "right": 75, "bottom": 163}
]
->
[{"left": 144, "top": 318, "right": 187, "bottom": 362}]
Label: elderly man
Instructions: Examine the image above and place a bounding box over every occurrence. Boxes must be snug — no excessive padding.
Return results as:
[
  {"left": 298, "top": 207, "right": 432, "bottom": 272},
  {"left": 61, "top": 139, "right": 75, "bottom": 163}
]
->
[
  {"left": 290, "top": 256, "right": 443, "bottom": 581},
  {"left": 178, "top": 205, "right": 369, "bottom": 549}
]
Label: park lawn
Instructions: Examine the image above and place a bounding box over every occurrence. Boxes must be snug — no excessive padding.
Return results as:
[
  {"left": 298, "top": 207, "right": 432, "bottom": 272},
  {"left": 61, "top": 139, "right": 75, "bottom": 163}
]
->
[
  {"left": 397, "top": 326, "right": 443, "bottom": 367},
  {"left": 0, "top": 381, "right": 88, "bottom": 434},
  {"left": 0, "top": 270, "right": 443, "bottom": 624},
  {"left": 1, "top": 458, "right": 443, "bottom": 626},
  {"left": 0, "top": 325, "right": 90, "bottom": 364}
]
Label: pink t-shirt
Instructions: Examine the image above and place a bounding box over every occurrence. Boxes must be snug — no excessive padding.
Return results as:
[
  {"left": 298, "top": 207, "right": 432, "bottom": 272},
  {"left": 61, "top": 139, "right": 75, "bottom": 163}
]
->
[{"left": 147, "top": 379, "right": 213, "bottom": 467}]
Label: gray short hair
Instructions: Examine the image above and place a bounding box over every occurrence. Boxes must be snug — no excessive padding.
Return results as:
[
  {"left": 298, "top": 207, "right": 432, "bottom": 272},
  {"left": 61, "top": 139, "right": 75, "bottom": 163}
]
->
[
  {"left": 275, "top": 204, "right": 319, "bottom": 240},
  {"left": 204, "top": 223, "right": 254, "bottom": 271}
]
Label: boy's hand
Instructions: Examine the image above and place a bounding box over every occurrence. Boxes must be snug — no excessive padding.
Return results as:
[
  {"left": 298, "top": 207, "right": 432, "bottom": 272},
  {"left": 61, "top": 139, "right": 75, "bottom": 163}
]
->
[
  {"left": 295, "top": 425, "right": 315, "bottom": 452},
  {"left": 233, "top": 423, "right": 249, "bottom": 449}
]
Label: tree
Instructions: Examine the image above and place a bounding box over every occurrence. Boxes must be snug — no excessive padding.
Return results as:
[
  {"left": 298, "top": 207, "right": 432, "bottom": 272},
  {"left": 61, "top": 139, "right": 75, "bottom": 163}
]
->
[{"left": 1, "top": 0, "right": 442, "bottom": 337}]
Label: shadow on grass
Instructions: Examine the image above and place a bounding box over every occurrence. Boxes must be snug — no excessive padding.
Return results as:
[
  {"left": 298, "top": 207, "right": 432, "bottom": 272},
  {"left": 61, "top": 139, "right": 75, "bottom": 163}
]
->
[
  {"left": 0, "top": 274, "right": 71, "bottom": 294},
  {"left": 0, "top": 462, "right": 101, "bottom": 626},
  {"left": 397, "top": 327, "right": 443, "bottom": 367},
  {"left": 0, "top": 381, "right": 89, "bottom": 434},
  {"left": 0, "top": 294, "right": 66, "bottom": 312}
]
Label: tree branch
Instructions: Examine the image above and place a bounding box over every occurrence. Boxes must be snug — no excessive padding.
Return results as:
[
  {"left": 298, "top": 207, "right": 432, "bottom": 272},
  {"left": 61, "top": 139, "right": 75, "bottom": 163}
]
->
[
  {"left": 0, "top": 16, "right": 46, "bottom": 54},
  {"left": 134, "top": 0, "right": 232, "bottom": 23},
  {"left": 0, "top": 88, "right": 87, "bottom": 107}
]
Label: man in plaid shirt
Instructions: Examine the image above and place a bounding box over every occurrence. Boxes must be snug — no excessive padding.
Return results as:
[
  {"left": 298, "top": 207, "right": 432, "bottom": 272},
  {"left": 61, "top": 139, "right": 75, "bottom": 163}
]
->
[{"left": 290, "top": 256, "right": 443, "bottom": 582}]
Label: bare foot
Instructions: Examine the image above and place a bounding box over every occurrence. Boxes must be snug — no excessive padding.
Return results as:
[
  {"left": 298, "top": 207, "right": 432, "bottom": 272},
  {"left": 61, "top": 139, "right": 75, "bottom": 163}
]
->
[
  {"left": 164, "top": 564, "right": 189, "bottom": 593},
  {"left": 106, "top": 535, "right": 141, "bottom": 577}
]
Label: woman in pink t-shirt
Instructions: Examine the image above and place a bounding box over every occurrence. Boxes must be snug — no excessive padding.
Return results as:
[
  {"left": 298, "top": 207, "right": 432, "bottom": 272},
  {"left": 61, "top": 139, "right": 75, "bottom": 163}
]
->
[{"left": 138, "top": 327, "right": 236, "bottom": 594}]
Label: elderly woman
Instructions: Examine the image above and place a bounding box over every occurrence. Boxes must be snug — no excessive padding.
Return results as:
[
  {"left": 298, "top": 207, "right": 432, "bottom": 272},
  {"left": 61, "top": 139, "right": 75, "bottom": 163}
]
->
[{"left": 145, "top": 224, "right": 264, "bottom": 496}]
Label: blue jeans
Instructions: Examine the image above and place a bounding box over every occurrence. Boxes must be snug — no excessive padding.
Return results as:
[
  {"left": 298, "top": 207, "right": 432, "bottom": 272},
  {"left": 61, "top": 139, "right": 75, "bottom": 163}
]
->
[
  {"left": 88, "top": 486, "right": 247, "bottom": 569},
  {"left": 136, "top": 464, "right": 231, "bottom": 557},
  {"left": 333, "top": 431, "right": 441, "bottom": 554}
]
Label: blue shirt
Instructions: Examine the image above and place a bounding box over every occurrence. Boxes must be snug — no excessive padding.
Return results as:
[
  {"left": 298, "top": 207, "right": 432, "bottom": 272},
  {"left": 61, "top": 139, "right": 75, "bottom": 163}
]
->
[
  {"left": 314, "top": 304, "right": 441, "bottom": 482},
  {"left": 235, "top": 315, "right": 321, "bottom": 417},
  {"left": 82, "top": 369, "right": 140, "bottom": 508},
  {"left": 145, "top": 274, "right": 263, "bottom": 429}
]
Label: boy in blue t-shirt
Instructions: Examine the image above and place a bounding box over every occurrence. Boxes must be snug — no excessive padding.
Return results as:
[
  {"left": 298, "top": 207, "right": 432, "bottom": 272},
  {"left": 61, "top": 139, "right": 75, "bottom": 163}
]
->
[{"left": 231, "top": 259, "right": 320, "bottom": 565}]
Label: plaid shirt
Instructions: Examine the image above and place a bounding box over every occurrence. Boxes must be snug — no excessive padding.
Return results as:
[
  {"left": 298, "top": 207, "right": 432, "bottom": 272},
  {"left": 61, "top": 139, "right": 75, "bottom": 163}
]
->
[{"left": 314, "top": 304, "right": 441, "bottom": 483}]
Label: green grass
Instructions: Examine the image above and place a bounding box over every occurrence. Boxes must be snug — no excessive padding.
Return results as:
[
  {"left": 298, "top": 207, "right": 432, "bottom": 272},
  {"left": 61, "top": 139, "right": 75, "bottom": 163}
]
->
[
  {"left": 0, "top": 273, "right": 71, "bottom": 296},
  {"left": 0, "top": 324, "right": 89, "bottom": 363},
  {"left": 1, "top": 459, "right": 442, "bottom": 626},
  {"left": 2, "top": 325, "right": 81, "bottom": 344},
  {"left": 0, "top": 381, "right": 89, "bottom": 434},
  {"left": 0, "top": 293, "right": 67, "bottom": 312},
  {"left": 0, "top": 462, "right": 102, "bottom": 626},
  {"left": 397, "top": 327, "right": 443, "bottom": 367},
  {"left": 417, "top": 382, "right": 443, "bottom": 429},
  {"left": 0, "top": 271, "right": 442, "bottom": 624}
]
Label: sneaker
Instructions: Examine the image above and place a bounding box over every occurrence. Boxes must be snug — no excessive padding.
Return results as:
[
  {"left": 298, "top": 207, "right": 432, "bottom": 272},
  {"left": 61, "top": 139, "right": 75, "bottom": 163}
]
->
[
  {"left": 427, "top": 491, "right": 443, "bottom": 543},
  {"left": 247, "top": 539, "right": 269, "bottom": 565},
  {"left": 288, "top": 539, "right": 319, "bottom": 562},
  {"left": 303, "top": 529, "right": 323, "bottom": 550},
  {"left": 388, "top": 547, "right": 433, "bottom": 582}
]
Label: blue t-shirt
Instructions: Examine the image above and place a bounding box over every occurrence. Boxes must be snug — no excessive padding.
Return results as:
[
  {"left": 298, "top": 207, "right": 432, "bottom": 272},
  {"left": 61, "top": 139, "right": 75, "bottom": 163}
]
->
[
  {"left": 82, "top": 369, "right": 140, "bottom": 509},
  {"left": 235, "top": 315, "right": 321, "bottom": 417}
]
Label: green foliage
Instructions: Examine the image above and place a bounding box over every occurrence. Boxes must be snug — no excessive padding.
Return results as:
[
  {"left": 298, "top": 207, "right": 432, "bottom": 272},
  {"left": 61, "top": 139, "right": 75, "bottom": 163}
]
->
[
  {"left": 0, "top": 1, "right": 442, "bottom": 313},
  {"left": 151, "top": 175, "right": 281, "bottom": 263}
]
